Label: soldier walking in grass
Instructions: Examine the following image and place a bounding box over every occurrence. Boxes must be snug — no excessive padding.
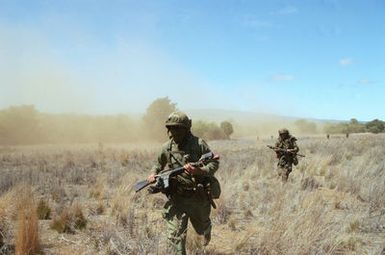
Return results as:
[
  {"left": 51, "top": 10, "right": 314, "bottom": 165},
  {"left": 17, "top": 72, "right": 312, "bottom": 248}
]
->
[
  {"left": 272, "top": 128, "right": 300, "bottom": 182},
  {"left": 147, "top": 111, "right": 219, "bottom": 255}
]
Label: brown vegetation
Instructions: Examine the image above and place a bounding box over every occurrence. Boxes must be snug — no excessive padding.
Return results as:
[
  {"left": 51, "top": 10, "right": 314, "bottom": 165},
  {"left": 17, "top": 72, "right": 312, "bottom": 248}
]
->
[
  {"left": 36, "top": 200, "right": 51, "bottom": 220},
  {"left": 0, "top": 134, "right": 385, "bottom": 254},
  {"left": 50, "top": 203, "right": 87, "bottom": 234},
  {"left": 15, "top": 203, "right": 40, "bottom": 255}
]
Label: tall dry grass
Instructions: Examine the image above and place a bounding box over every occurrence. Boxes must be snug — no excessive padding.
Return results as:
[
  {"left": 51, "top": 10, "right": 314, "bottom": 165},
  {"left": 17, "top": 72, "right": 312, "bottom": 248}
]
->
[
  {"left": 11, "top": 186, "right": 40, "bottom": 255},
  {"left": 15, "top": 203, "right": 40, "bottom": 255},
  {"left": 0, "top": 134, "right": 385, "bottom": 254}
]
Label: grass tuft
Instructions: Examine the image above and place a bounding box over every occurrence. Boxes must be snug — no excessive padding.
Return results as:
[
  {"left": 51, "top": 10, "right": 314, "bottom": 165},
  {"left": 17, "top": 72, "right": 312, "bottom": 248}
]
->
[
  {"left": 50, "top": 203, "right": 87, "bottom": 233},
  {"left": 15, "top": 195, "right": 40, "bottom": 255},
  {"left": 36, "top": 199, "right": 51, "bottom": 220}
]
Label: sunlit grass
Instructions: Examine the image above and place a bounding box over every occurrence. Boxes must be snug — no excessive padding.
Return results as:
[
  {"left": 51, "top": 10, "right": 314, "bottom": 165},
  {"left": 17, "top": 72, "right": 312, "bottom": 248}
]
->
[{"left": 0, "top": 134, "right": 385, "bottom": 254}]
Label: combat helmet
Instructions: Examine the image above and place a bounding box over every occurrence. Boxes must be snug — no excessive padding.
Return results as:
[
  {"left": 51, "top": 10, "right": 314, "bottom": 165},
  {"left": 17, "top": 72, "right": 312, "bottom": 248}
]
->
[
  {"left": 165, "top": 111, "right": 192, "bottom": 129},
  {"left": 278, "top": 128, "right": 289, "bottom": 135}
]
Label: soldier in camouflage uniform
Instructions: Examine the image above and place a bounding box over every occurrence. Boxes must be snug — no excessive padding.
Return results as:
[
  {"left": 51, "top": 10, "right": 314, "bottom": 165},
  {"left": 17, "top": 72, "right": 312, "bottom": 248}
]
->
[
  {"left": 273, "top": 128, "right": 299, "bottom": 182},
  {"left": 147, "top": 111, "right": 219, "bottom": 255}
]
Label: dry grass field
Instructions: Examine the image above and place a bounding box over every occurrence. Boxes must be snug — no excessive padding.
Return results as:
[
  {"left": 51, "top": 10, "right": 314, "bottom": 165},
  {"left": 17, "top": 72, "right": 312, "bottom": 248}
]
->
[{"left": 1, "top": 134, "right": 385, "bottom": 254}]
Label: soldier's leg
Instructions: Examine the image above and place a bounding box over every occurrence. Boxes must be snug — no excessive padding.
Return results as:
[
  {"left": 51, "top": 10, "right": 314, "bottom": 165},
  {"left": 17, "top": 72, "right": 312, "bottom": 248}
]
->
[
  {"left": 186, "top": 199, "right": 212, "bottom": 245},
  {"left": 277, "top": 157, "right": 287, "bottom": 181},
  {"left": 163, "top": 201, "right": 189, "bottom": 255},
  {"left": 277, "top": 165, "right": 285, "bottom": 181},
  {"left": 283, "top": 163, "right": 292, "bottom": 182}
]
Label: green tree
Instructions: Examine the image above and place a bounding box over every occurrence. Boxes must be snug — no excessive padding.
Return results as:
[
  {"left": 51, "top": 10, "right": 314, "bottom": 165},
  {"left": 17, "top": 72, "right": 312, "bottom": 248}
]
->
[
  {"left": 220, "top": 121, "right": 234, "bottom": 139},
  {"left": 143, "top": 97, "right": 177, "bottom": 141},
  {"left": 348, "top": 118, "right": 366, "bottom": 133},
  {"left": 324, "top": 118, "right": 367, "bottom": 134},
  {"left": 350, "top": 118, "right": 358, "bottom": 125},
  {"left": 192, "top": 120, "right": 226, "bottom": 140},
  {"left": 365, "top": 119, "right": 384, "bottom": 134}
]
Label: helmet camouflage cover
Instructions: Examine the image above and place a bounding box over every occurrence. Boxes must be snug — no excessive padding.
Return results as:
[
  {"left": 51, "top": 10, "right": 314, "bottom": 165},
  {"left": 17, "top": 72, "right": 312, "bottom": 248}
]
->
[
  {"left": 165, "top": 111, "right": 192, "bottom": 129},
  {"left": 278, "top": 128, "right": 289, "bottom": 135}
]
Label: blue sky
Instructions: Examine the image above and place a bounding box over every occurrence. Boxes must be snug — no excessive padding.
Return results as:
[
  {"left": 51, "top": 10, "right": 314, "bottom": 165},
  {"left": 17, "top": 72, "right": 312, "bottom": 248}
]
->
[{"left": 0, "top": 0, "right": 384, "bottom": 121}]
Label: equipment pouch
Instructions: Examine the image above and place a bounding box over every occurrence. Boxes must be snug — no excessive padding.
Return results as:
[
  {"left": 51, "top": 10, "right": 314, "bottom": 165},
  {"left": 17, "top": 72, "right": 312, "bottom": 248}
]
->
[
  {"left": 293, "top": 157, "right": 298, "bottom": 166},
  {"left": 148, "top": 185, "right": 161, "bottom": 194},
  {"left": 210, "top": 176, "right": 221, "bottom": 199}
]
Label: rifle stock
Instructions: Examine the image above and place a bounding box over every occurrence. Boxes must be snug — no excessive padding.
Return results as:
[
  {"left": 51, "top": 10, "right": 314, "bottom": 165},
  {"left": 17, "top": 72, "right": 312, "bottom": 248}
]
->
[{"left": 134, "top": 180, "right": 151, "bottom": 193}]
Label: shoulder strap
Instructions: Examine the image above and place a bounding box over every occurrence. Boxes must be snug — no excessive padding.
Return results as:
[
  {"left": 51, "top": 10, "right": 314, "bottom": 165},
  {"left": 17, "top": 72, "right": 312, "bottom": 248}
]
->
[{"left": 167, "top": 139, "right": 184, "bottom": 167}]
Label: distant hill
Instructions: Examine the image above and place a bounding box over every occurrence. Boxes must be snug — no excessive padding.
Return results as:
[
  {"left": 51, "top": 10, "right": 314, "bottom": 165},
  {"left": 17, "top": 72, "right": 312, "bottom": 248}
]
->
[{"left": 186, "top": 109, "right": 338, "bottom": 124}]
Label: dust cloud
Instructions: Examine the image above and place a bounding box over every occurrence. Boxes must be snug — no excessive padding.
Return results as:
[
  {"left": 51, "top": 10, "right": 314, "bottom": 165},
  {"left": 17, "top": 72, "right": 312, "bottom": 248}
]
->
[{"left": 0, "top": 24, "right": 324, "bottom": 145}]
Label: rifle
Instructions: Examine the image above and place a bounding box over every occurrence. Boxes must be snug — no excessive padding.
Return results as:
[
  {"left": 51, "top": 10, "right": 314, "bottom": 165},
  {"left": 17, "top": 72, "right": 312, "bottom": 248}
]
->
[
  {"left": 134, "top": 152, "right": 220, "bottom": 193},
  {"left": 267, "top": 145, "right": 305, "bottom": 157}
]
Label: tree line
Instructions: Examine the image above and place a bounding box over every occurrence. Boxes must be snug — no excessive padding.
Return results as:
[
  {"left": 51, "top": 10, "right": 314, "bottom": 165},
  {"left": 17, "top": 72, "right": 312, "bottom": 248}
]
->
[
  {"left": 0, "top": 98, "right": 234, "bottom": 145},
  {"left": 1, "top": 99, "right": 382, "bottom": 145},
  {"left": 323, "top": 118, "right": 385, "bottom": 134}
]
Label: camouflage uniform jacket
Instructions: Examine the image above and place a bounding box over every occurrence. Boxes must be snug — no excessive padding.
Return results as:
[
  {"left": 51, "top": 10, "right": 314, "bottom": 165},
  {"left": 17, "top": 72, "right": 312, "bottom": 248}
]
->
[
  {"left": 151, "top": 133, "right": 219, "bottom": 195},
  {"left": 275, "top": 135, "right": 299, "bottom": 162}
]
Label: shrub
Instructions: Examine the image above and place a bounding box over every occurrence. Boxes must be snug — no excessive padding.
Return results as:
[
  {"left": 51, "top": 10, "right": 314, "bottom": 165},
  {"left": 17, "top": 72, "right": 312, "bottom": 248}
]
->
[
  {"left": 192, "top": 120, "right": 227, "bottom": 140},
  {"left": 36, "top": 199, "right": 51, "bottom": 220},
  {"left": 0, "top": 208, "right": 5, "bottom": 248},
  {"left": 220, "top": 121, "right": 234, "bottom": 139},
  {"left": 50, "top": 203, "right": 87, "bottom": 233},
  {"left": 366, "top": 119, "right": 385, "bottom": 133}
]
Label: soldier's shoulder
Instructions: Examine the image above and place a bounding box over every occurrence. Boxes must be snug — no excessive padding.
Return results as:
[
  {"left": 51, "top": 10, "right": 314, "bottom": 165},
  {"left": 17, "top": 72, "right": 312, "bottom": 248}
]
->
[
  {"left": 193, "top": 135, "right": 206, "bottom": 145},
  {"left": 199, "top": 138, "right": 210, "bottom": 148},
  {"left": 188, "top": 134, "right": 208, "bottom": 147},
  {"left": 160, "top": 140, "right": 172, "bottom": 151}
]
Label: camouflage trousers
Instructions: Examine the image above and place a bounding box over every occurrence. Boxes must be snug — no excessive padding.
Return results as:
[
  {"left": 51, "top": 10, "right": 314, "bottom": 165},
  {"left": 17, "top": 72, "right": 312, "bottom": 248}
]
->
[
  {"left": 277, "top": 157, "right": 293, "bottom": 182},
  {"left": 163, "top": 194, "right": 212, "bottom": 255}
]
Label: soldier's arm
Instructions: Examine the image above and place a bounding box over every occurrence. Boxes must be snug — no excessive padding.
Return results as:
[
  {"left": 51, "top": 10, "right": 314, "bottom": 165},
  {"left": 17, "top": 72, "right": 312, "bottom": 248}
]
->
[
  {"left": 274, "top": 140, "right": 280, "bottom": 148},
  {"left": 274, "top": 140, "right": 282, "bottom": 157},
  {"left": 198, "top": 139, "right": 219, "bottom": 176},
  {"left": 150, "top": 146, "right": 168, "bottom": 175},
  {"left": 290, "top": 138, "right": 299, "bottom": 153}
]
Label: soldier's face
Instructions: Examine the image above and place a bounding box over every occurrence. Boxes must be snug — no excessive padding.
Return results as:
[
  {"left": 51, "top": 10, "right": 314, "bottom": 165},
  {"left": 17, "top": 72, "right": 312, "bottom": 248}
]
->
[{"left": 168, "top": 126, "right": 188, "bottom": 144}]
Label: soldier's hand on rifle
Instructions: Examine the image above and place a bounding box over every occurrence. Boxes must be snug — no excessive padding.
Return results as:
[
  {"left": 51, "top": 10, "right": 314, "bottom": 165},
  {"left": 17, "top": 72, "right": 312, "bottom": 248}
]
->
[
  {"left": 184, "top": 163, "right": 203, "bottom": 175},
  {"left": 147, "top": 174, "right": 156, "bottom": 183}
]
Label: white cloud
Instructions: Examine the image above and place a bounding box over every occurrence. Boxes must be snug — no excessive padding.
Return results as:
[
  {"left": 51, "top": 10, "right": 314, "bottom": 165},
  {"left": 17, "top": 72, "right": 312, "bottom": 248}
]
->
[
  {"left": 339, "top": 58, "right": 353, "bottom": 66},
  {"left": 270, "top": 6, "right": 298, "bottom": 15},
  {"left": 241, "top": 15, "right": 274, "bottom": 29},
  {"left": 270, "top": 73, "right": 295, "bottom": 82},
  {"left": 358, "top": 79, "right": 375, "bottom": 85},
  {"left": 253, "top": 35, "right": 270, "bottom": 42}
]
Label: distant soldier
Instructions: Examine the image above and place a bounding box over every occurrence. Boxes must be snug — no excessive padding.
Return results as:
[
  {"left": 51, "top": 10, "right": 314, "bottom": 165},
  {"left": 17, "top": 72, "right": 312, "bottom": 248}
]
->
[
  {"left": 273, "top": 128, "right": 299, "bottom": 182},
  {"left": 326, "top": 134, "right": 330, "bottom": 139},
  {"left": 147, "top": 111, "right": 219, "bottom": 255},
  {"left": 346, "top": 133, "right": 349, "bottom": 138}
]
